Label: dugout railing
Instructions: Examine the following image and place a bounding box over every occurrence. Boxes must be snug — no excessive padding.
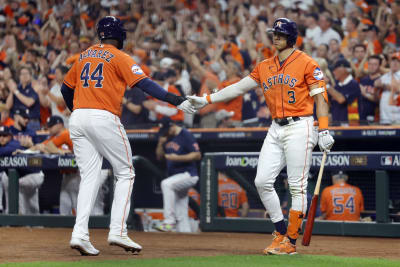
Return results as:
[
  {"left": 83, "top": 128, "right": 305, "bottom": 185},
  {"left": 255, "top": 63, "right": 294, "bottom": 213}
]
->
[{"left": 200, "top": 152, "right": 400, "bottom": 237}]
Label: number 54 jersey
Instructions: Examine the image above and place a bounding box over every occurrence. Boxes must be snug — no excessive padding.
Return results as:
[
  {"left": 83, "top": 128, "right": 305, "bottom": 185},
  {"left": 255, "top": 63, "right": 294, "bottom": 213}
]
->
[
  {"left": 249, "top": 50, "right": 327, "bottom": 119},
  {"left": 64, "top": 44, "right": 147, "bottom": 117},
  {"left": 320, "top": 182, "right": 364, "bottom": 221}
]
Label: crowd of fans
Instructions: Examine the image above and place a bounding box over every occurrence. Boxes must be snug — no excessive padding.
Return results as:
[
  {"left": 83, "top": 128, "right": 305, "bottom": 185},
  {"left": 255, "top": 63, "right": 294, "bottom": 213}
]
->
[{"left": 0, "top": 0, "right": 400, "bottom": 132}]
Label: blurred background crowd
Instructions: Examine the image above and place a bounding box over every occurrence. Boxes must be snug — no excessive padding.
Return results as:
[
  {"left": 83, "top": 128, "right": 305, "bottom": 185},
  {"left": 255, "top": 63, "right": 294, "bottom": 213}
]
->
[{"left": 0, "top": 0, "right": 400, "bottom": 131}]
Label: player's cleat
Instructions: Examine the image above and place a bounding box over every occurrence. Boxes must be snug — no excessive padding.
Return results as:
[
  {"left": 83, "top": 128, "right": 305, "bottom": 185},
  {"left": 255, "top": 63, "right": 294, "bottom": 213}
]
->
[
  {"left": 263, "top": 231, "right": 286, "bottom": 255},
  {"left": 108, "top": 235, "right": 142, "bottom": 253},
  {"left": 154, "top": 223, "right": 176, "bottom": 232},
  {"left": 70, "top": 237, "right": 100, "bottom": 256},
  {"left": 269, "top": 237, "right": 297, "bottom": 255}
]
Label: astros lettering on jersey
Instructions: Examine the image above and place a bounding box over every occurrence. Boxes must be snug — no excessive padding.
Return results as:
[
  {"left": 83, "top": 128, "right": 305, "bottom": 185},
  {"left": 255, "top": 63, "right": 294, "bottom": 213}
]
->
[
  {"left": 249, "top": 50, "right": 328, "bottom": 119},
  {"left": 64, "top": 44, "right": 147, "bottom": 117}
]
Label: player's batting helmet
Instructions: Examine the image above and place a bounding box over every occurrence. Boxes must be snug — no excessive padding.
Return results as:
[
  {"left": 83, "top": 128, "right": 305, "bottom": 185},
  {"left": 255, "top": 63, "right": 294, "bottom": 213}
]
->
[
  {"left": 270, "top": 18, "right": 298, "bottom": 46},
  {"left": 96, "top": 16, "right": 127, "bottom": 49}
]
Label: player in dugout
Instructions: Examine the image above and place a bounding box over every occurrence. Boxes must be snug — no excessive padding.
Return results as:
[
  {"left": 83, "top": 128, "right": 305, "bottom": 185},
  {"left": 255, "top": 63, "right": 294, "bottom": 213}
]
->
[
  {"left": 319, "top": 171, "right": 364, "bottom": 221},
  {"left": 187, "top": 18, "right": 334, "bottom": 255}
]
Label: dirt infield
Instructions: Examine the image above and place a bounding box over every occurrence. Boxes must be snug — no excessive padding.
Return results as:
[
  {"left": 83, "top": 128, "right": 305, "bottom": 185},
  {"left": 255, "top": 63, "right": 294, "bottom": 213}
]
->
[{"left": 0, "top": 227, "right": 399, "bottom": 263}]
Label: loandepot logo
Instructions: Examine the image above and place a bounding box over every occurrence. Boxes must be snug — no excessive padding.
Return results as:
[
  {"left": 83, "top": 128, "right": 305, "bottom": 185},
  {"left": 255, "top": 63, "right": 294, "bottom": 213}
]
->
[
  {"left": 58, "top": 157, "right": 77, "bottom": 167},
  {"left": 225, "top": 156, "right": 258, "bottom": 168}
]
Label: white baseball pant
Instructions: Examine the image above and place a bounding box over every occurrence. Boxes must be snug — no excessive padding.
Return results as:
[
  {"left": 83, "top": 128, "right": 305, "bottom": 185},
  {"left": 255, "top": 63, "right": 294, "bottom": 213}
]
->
[
  {"left": 1, "top": 171, "right": 44, "bottom": 214},
  {"left": 254, "top": 116, "right": 318, "bottom": 222},
  {"left": 161, "top": 172, "right": 199, "bottom": 232},
  {"left": 69, "top": 109, "right": 135, "bottom": 241}
]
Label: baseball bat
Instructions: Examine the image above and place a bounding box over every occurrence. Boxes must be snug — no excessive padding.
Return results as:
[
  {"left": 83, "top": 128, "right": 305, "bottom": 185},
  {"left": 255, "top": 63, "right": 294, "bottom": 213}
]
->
[{"left": 302, "top": 151, "right": 327, "bottom": 246}]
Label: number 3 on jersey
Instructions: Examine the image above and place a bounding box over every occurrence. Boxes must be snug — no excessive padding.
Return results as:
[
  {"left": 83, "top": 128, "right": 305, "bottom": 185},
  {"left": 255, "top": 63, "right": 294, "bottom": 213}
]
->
[
  {"left": 80, "top": 62, "right": 104, "bottom": 88},
  {"left": 288, "top": 90, "right": 296, "bottom": 104}
]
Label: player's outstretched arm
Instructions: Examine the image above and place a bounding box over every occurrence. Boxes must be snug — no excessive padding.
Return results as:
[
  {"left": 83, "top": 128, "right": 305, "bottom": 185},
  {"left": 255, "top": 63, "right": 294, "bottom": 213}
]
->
[
  {"left": 313, "top": 91, "right": 334, "bottom": 152},
  {"left": 187, "top": 76, "right": 258, "bottom": 110},
  {"left": 136, "top": 78, "right": 195, "bottom": 114}
]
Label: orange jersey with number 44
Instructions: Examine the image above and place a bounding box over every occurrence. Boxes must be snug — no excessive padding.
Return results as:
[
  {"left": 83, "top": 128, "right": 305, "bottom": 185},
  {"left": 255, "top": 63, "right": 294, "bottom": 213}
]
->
[
  {"left": 64, "top": 44, "right": 147, "bottom": 117},
  {"left": 249, "top": 50, "right": 327, "bottom": 119}
]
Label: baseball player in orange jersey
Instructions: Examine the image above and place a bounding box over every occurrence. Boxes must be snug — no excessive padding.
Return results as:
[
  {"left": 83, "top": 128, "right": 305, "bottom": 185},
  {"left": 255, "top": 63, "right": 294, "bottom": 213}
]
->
[
  {"left": 188, "top": 18, "right": 335, "bottom": 255},
  {"left": 218, "top": 172, "right": 249, "bottom": 217},
  {"left": 320, "top": 171, "right": 364, "bottom": 221},
  {"left": 61, "top": 16, "right": 195, "bottom": 256}
]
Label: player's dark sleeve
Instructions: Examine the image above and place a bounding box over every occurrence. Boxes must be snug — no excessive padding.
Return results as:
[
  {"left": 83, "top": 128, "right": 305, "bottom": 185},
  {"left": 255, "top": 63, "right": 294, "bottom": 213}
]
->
[
  {"left": 135, "top": 78, "right": 186, "bottom": 106},
  {"left": 60, "top": 82, "right": 75, "bottom": 111}
]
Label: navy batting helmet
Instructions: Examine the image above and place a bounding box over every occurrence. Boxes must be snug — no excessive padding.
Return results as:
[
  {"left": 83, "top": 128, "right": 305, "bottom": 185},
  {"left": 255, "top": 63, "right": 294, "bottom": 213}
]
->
[
  {"left": 270, "top": 18, "right": 298, "bottom": 46},
  {"left": 96, "top": 16, "right": 127, "bottom": 49}
]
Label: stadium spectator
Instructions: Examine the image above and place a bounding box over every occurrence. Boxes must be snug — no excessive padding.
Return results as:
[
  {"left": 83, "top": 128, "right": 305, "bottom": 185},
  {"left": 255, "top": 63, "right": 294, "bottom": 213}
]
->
[
  {"left": 341, "top": 17, "right": 359, "bottom": 52},
  {"left": 327, "top": 39, "right": 344, "bottom": 66},
  {"left": 216, "top": 60, "right": 243, "bottom": 122},
  {"left": 304, "top": 13, "right": 321, "bottom": 46},
  {"left": 358, "top": 55, "right": 382, "bottom": 123},
  {"left": 41, "top": 66, "right": 71, "bottom": 128},
  {"left": 6, "top": 67, "right": 41, "bottom": 131},
  {"left": 320, "top": 171, "right": 364, "bottom": 221},
  {"left": 241, "top": 89, "right": 260, "bottom": 123},
  {"left": 315, "top": 11, "right": 341, "bottom": 47},
  {"left": 374, "top": 52, "right": 400, "bottom": 124},
  {"left": 0, "top": 126, "right": 44, "bottom": 215},
  {"left": 215, "top": 109, "right": 235, "bottom": 128},
  {"left": 121, "top": 88, "right": 149, "bottom": 128},
  {"left": 0, "top": 0, "right": 399, "bottom": 130},
  {"left": 329, "top": 59, "right": 361, "bottom": 125},
  {"left": 143, "top": 69, "right": 184, "bottom": 124}
]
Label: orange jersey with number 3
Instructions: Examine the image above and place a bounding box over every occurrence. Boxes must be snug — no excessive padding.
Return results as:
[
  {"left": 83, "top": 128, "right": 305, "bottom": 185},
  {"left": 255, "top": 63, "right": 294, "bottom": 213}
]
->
[
  {"left": 320, "top": 182, "right": 364, "bottom": 221},
  {"left": 64, "top": 44, "right": 147, "bottom": 117},
  {"left": 249, "top": 50, "right": 327, "bottom": 119}
]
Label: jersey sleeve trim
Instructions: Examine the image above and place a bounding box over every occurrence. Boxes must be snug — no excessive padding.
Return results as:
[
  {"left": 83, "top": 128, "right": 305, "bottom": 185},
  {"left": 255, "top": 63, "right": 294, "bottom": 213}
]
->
[
  {"left": 128, "top": 75, "right": 147, "bottom": 88},
  {"left": 249, "top": 74, "right": 260, "bottom": 85},
  {"left": 310, "top": 87, "right": 325, "bottom": 96},
  {"left": 63, "top": 80, "right": 74, "bottom": 89}
]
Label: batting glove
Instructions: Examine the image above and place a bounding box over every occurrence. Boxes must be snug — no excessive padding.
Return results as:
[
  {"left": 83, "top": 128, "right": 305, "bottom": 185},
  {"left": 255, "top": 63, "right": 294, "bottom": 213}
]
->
[
  {"left": 187, "top": 95, "right": 209, "bottom": 110},
  {"left": 318, "top": 130, "right": 334, "bottom": 152},
  {"left": 177, "top": 100, "right": 196, "bottom": 114}
]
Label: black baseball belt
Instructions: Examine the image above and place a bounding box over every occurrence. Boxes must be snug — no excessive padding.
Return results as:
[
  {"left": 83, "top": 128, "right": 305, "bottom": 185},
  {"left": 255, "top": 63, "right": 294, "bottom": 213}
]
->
[{"left": 274, "top": 116, "right": 301, "bottom": 126}]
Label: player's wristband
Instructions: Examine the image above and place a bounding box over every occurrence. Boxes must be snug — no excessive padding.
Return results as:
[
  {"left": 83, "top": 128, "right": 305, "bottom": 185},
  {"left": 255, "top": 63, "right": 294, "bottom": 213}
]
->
[
  {"left": 206, "top": 95, "right": 212, "bottom": 104},
  {"left": 318, "top": 116, "right": 329, "bottom": 130},
  {"left": 165, "top": 92, "right": 186, "bottom": 106}
]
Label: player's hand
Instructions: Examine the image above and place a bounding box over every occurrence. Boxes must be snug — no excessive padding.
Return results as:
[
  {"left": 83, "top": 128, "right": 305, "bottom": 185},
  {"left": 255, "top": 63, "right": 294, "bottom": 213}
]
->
[
  {"left": 187, "top": 95, "right": 208, "bottom": 109},
  {"left": 318, "top": 130, "right": 334, "bottom": 152},
  {"left": 177, "top": 99, "right": 196, "bottom": 114}
]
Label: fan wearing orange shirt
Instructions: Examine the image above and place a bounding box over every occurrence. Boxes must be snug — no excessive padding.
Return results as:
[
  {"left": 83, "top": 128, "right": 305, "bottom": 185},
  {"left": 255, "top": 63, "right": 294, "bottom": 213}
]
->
[
  {"left": 216, "top": 60, "right": 243, "bottom": 122},
  {"left": 320, "top": 171, "right": 364, "bottom": 221},
  {"left": 188, "top": 18, "right": 334, "bottom": 255},
  {"left": 60, "top": 16, "right": 194, "bottom": 256}
]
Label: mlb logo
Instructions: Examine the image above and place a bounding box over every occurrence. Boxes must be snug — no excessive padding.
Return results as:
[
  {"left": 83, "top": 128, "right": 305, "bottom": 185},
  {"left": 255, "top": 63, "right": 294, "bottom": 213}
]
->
[
  {"left": 276, "top": 21, "right": 282, "bottom": 27},
  {"left": 381, "top": 156, "right": 392, "bottom": 166}
]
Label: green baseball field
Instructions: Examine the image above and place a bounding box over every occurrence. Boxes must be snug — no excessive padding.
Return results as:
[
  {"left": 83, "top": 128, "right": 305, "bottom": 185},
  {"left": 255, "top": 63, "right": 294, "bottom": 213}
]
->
[{"left": 0, "top": 228, "right": 399, "bottom": 266}]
